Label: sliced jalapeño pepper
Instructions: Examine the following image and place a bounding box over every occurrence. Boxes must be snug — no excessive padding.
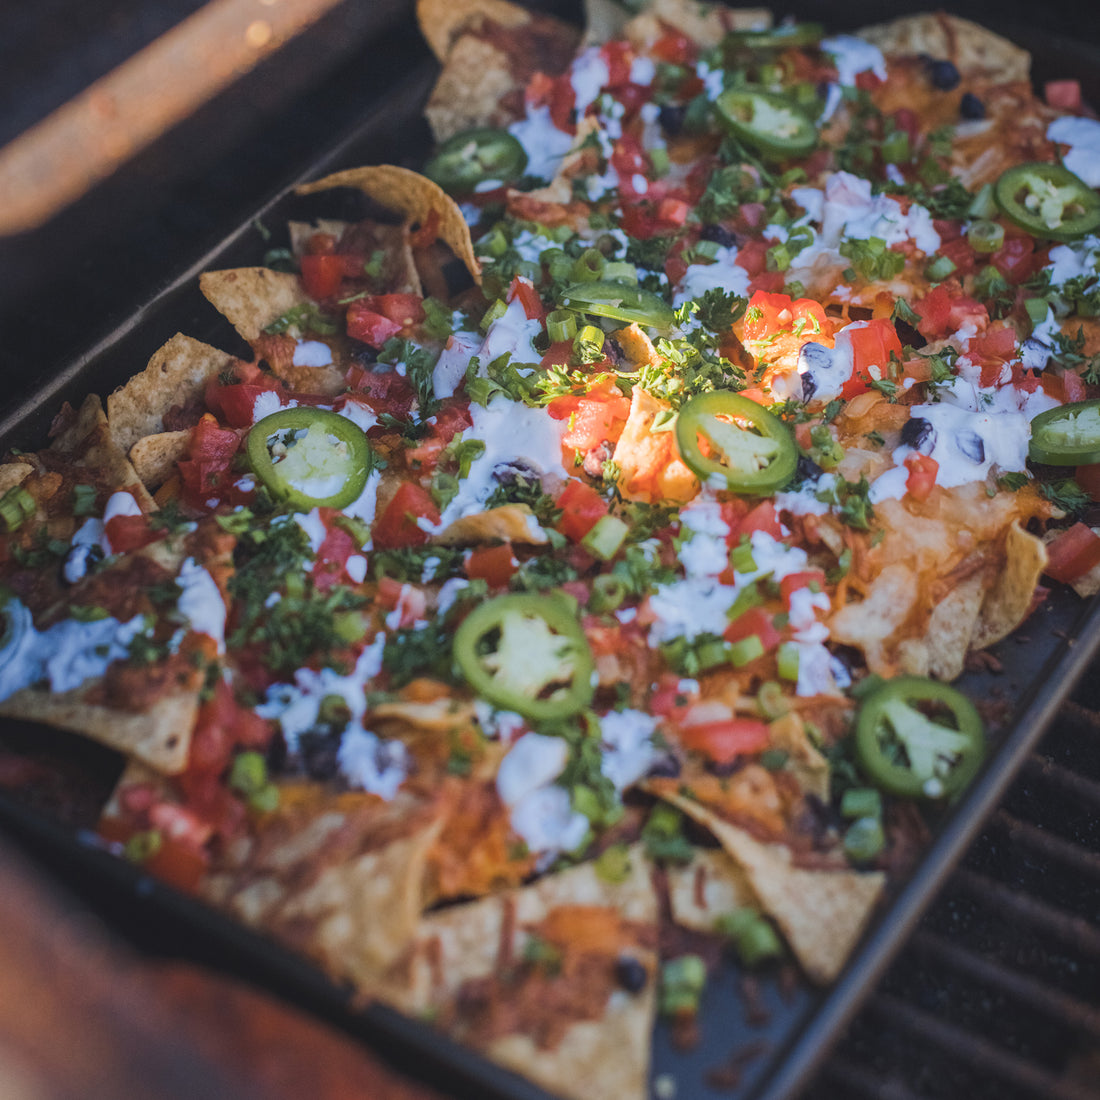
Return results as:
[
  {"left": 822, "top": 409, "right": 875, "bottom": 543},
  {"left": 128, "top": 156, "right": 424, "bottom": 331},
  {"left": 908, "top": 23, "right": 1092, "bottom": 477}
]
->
[
  {"left": 423, "top": 128, "right": 528, "bottom": 194},
  {"left": 246, "top": 408, "right": 372, "bottom": 512},
  {"left": 854, "top": 677, "right": 985, "bottom": 799},
  {"left": 714, "top": 88, "right": 817, "bottom": 157},
  {"left": 453, "top": 593, "right": 595, "bottom": 721},
  {"left": 1029, "top": 399, "right": 1100, "bottom": 465},
  {"left": 994, "top": 163, "right": 1100, "bottom": 242},
  {"left": 723, "top": 22, "right": 824, "bottom": 52},
  {"left": 675, "top": 392, "right": 797, "bottom": 494},
  {"left": 559, "top": 280, "right": 675, "bottom": 332}
]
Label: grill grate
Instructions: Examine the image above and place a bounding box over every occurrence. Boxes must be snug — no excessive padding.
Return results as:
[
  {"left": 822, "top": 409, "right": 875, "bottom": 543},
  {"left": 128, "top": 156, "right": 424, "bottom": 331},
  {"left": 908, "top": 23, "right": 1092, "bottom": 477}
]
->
[{"left": 803, "top": 683, "right": 1100, "bottom": 1100}]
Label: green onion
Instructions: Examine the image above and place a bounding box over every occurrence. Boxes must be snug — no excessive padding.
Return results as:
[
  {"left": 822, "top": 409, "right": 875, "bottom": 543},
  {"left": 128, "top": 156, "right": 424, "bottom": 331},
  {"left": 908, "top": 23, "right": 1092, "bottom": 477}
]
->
[
  {"left": 840, "top": 786, "right": 883, "bottom": 820},
  {"left": 589, "top": 574, "right": 627, "bottom": 612},
  {"left": 595, "top": 843, "right": 632, "bottom": 884},
  {"left": 659, "top": 955, "right": 707, "bottom": 1016},
  {"left": 968, "top": 182, "right": 997, "bottom": 219},
  {"left": 581, "top": 514, "right": 630, "bottom": 562},
  {"left": 967, "top": 219, "right": 1005, "bottom": 254},
  {"left": 726, "top": 580, "right": 764, "bottom": 622},
  {"left": 689, "top": 239, "right": 721, "bottom": 262},
  {"left": 729, "top": 537, "right": 756, "bottom": 574},
  {"left": 602, "top": 261, "right": 639, "bottom": 284},
  {"left": 925, "top": 254, "right": 957, "bottom": 282},
  {"left": 729, "top": 633, "right": 765, "bottom": 668},
  {"left": 843, "top": 816, "right": 885, "bottom": 862},
  {"left": 72, "top": 483, "right": 98, "bottom": 517},
  {"left": 695, "top": 637, "right": 732, "bottom": 671},
  {"left": 479, "top": 298, "right": 508, "bottom": 332},
  {"left": 766, "top": 242, "right": 792, "bottom": 272},
  {"left": 229, "top": 751, "right": 269, "bottom": 796},
  {"left": 546, "top": 308, "right": 578, "bottom": 343},
  {"left": 478, "top": 227, "right": 509, "bottom": 258},
  {"left": 572, "top": 248, "right": 605, "bottom": 283},
  {"left": 123, "top": 829, "right": 163, "bottom": 864},
  {"left": 776, "top": 641, "right": 800, "bottom": 681},
  {"left": 716, "top": 908, "right": 784, "bottom": 966},
  {"left": 544, "top": 250, "right": 574, "bottom": 283},
  {"left": 756, "top": 680, "right": 789, "bottom": 719},
  {"left": 881, "top": 129, "right": 910, "bottom": 165},
  {"left": 0, "top": 486, "right": 35, "bottom": 533},
  {"left": 1024, "top": 297, "right": 1050, "bottom": 326},
  {"left": 573, "top": 324, "right": 607, "bottom": 362}
]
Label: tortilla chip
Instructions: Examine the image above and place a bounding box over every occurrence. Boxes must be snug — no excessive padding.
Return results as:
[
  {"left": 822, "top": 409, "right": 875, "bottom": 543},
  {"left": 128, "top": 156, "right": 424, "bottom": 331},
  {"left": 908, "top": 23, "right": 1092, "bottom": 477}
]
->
[
  {"left": 433, "top": 504, "right": 548, "bottom": 546},
  {"left": 295, "top": 167, "right": 480, "bottom": 286},
  {"left": 857, "top": 13, "right": 1030, "bottom": 84},
  {"left": 198, "top": 268, "right": 309, "bottom": 343},
  {"left": 107, "top": 334, "right": 231, "bottom": 454},
  {"left": 973, "top": 521, "right": 1048, "bottom": 648},
  {"left": 897, "top": 572, "right": 985, "bottom": 682},
  {"left": 0, "top": 685, "right": 198, "bottom": 774},
  {"left": 416, "top": 0, "right": 533, "bottom": 62},
  {"left": 0, "top": 462, "right": 32, "bottom": 496},
  {"left": 128, "top": 430, "right": 192, "bottom": 491},
  {"left": 661, "top": 793, "right": 884, "bottom": 983},
  {"left": 381, "top": 853, "right": 657, "bottom": 1100},
  {"left": 205, "top": 793, "right": 443, "bottom": 991},
  {"left": 829, "top": 563, "right": 919, "bottom": 676},
  {"left": 665, "top": 847, "right": 755, "bottom": 932},
  {"left": 618, "top": 0, "right": 771, "bottom": 51},
  {"left": 424, "top": 36, "right": 526, "bottom": 142},
  {"left": 766, "top": 711, "right": 830, "bottom": 802},
  {"left": 370, "top": 697, "right": 477, "bottom": 732}
]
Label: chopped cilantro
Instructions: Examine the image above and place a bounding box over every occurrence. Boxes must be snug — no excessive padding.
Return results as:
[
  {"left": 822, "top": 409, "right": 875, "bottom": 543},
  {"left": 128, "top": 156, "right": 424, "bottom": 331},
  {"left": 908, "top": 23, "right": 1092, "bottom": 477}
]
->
[{"left": 382, "top": 619, "right": 458, "bottom": 688}]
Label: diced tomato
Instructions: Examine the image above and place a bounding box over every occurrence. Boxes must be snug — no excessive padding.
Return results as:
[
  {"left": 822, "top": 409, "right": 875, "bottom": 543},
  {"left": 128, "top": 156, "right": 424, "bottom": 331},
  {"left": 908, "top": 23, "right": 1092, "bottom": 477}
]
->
[
  {"left": 556, "top": 479, "right": 608, "bottom": 541},
  {"left": 741, "top": 290, "right": 832, "bottom": 343},
  {"left": 737, "top": 499, "right": 783, "bottom": 540},
  {"left": 1063, "top": 371, "right": 1088, "bottom": 404},
  {"left": 649, "top": 673, "right": 696, "bottom": 721},
  {"left": 779, "top": 569, "right": 826, "bottom": 610},
  {"left": 465, "top": 543, "right": 518, "bottom": 588},
  {"left": 432, "top": 401, "right": 474, "bottom": 444},
  {"left": 104, "top": 513, "right": 159, "bottom": 553},
  {"left": 656, "top": 196, "right": 691, "bottom": 227},
  {"left": 368, "top": 293, "right": 426, "bottom": 327},
  {"left": 346, "top": 305, "right": 402, "bottom": 348},
  {"left": 527, "top": 71, "right": 576, "bottom": 132},
  {"left": 991, "top": 234, "right": 1046, "bottom": 285},
  {"left": 373, "top": 482, "right": 441, "bottom": 550},
  {"left": 677, "top": 718, "right": 770, "bottom": 765},
  {"left": 724, "top": 606, "right": 782, "bottom": 650},
  {"left": 904, "top": 453, "right": 939, "bottom": 502},
  {"left": 1076, "top": 464, "right": 1100, "bottom": 501},
  {"left": 892, "top": 107, "right": 919, "bottom": 145},
  {"left": 312, "top": 517, "right": 360, "bottom": 593},
  {"left": 300, "top": 253, "right": 345, "bottom": 300},
  {"left": 938, "top": 235, "right": 978, "bottom": 278},
  {"left": 1045, "top": 80, "right": 1083, "bottom": 112},
  {"left": 507, "top": 276, "right": 544, "bottom": 321},
  {"left": 650, "top": 24, "right": 696, "bottom": 65},
  {"left": 375, "top": 578, "right": 428, "bottom": 627},
  {"left": 841, "top": 318, "right": 904, "bottom": 398},
  {"left": 177, "top": 415, "right": 242, "bottom": 503},
  {"left": 913, "top": 284, "right": 988, "bottom": 341},
  {"left": 969, "top": 324, "right": 1018, "bottom": 386},
  {"left": 601, "top": 39, "right": 634, "bottom": 87},
  {"left": 1044, "top": 522, "right": 1100, "bottom": 584},
  {"left": 345, "top": 367, "right": 416, "bottom": 419},
  {"left": 98, "top": 817, "right": 209, "bottom": 894},
  {"left": 565, "top": 399, "right": 631, "bottom": 452}
]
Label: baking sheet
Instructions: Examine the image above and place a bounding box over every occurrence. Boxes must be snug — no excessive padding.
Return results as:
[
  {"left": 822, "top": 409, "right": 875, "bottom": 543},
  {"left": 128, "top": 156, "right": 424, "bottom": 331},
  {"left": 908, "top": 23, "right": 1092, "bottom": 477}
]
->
[{"left": 2, "top": 5, "right": 1100, "bottom": 1098}]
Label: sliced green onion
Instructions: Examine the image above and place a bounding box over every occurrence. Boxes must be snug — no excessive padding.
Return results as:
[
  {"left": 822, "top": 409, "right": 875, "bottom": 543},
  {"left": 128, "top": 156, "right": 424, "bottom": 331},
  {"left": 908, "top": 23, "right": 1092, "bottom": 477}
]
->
[
  {"left": 696, "top": 637, "right": 732, "bottom": 671},
  {"left": 659, "top": 955, "right": 707, "bottom": 1016},
  {"left": 589, "top": 574, "right": 628, "bottom": 612},
  {"left": 729, "top": 633, "right": 765, "bottom": 668},
  {"left": 478, "top": 227, "right": 509, "bottom": 258},
  {"left": 716, "top": 908, "right": 784, "bottom": 966},
  {"left": 546, "top": 308, "right": 578, "bottom": 343},
  {"left": 840, "top": 786, "right": 883, "bottom": 820},
  {"left": 967, "top": 219, "right": 1005, "bottom": 254},
  {"left": 690, "top": 239, "right": 721, "bottom": 262},
  {"left": 123, "top": 829, "right": 163, "bottom": 864},
  {"left": 574, "top": 324, "right": 607, "bottom": 362},
  {"left": 881, "top": 129, "right": 910, "bottom": 165},
  {"left": 925, "top": 254, "right": 957, "bottom": 282},
  {"left": 649, "top": 147, "right": 670, "bottom": 178},
  {"left": 229, "top": 751, "right": 269, "bottom": 796},
  {"left": 968, "top": 182, "right": 997, "bottom": 219},
  {"left": 595, "top": 842, "right": 632, "bottom": 884},
  {"left": 766, "top": 242, "right": 792, "bottom": 272},
  {"left": 843, "top": 816, "right": 885, "bottom": 862},
  {"left": 1024, "top": 297, "right": 1050, "bottom": 325},
  {"left": 572, "top": 248, "right": 605, "bottom": 283},
  {"left": 479, "top": 298, "right": 508, "bottom": 332},
  {"left": 581, "top": 514, "right": 630, "bottom": 561},
  {"left": 72, "top": 483, "right": 98, "bottom": 517},
  {"left": 0, "top": 487, "right": 35, "bottom": 533},
  {"left": 544, "top": 250, "right": 574, "bottom": 283},
  {"left": 777, "top": 641, "right": 800, "bottom": 681},
  {"left": 726, "top": 580, "right": 764, "bottom": 622},
  {"left": 756, "top": 680, "right": 789, "bottom": 719},
  {"left": 729, "top": 538, "right": 757, "bottom": 574}
]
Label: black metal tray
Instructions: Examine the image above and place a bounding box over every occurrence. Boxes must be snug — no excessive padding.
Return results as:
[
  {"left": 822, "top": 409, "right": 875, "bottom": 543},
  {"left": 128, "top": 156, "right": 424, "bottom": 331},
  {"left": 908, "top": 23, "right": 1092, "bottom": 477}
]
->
[{"left": 2, "top": 4, "right": 1100, "bottom": 1099}]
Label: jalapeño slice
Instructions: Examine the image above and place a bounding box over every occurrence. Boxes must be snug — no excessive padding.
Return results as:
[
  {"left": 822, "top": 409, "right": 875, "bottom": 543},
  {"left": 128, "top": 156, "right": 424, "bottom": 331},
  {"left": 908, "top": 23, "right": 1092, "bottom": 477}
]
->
[
  {"left": 714, "top": 88, "right": 817, "bottom": 157},
  {"left": 854, "top": 677, "right": 985, "bottom": 799},
  {"left": 724, "top": 22, "right": 824, "bottom": 51},
  {"left": 453, "top": 593, "right": 595, "bottom": 721},
  {"left": 675, "top": 392, "right": 797, "bottom": 494},
  {"left": 246, "top": 408, "right": 372, "bottom": 512},
  {"left": 423, "top": 128, "right": 528, "bottom": 194},
  {"left": 993, "top": 162, "right": 1100, "bottom": 242},
  {"left": 559, "top": 280, "right": 675, "bottom": 331},
  {"left": 1029, "top": 399, "right": 1100, "bottom": 465}
]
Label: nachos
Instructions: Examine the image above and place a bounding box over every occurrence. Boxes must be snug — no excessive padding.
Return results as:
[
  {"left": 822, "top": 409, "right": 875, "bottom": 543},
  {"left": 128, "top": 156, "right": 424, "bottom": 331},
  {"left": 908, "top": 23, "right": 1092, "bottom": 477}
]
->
[{"left": 3, "top": 2, "right": 1100, "bottom": 1097}]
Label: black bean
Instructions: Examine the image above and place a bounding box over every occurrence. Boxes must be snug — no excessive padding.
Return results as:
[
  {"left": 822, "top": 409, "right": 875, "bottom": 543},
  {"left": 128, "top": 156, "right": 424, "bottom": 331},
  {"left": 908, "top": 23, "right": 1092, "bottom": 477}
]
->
[
  {"left": 900, "top": 416, "right": 934, "bottom": 451},
  {"left": 796, "top": 454, "right": 824, "bottom": 482},
  {"left": 615, "top": 956, "right": 648, "bottom": 993},
  {"left": 658, "top": 103, "right": 687, "bottom": 136},
  {"left": 298, "top": 727, "right": 343, "bottom": 781},
  {"left": 959, "top": 92, "right": 985, "bottom": 120},
  {"left": 799, "top": 370, "right": 817, "bottom": 403},
  {"left": 647, "top": 754, "right": 682, "bottom": 779},
  {"left": 956, "top": 430, "right": 985, "bottom": 464},
  {"left": 699, "top": 223, "right": 737, "bottom": 248},
  {"left": 927, "top": 58, "right": 960, "bottom": 90}
]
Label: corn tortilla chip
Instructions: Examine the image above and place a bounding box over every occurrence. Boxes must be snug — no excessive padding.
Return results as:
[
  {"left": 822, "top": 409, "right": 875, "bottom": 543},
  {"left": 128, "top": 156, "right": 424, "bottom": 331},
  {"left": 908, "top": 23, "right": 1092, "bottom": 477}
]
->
[
  {"left": 199, "top": 268, "right": 309, "bottom": 343},
  {"left": 295, "top": 167, "right": 481, "bottom": 286},
  {"left": 0, "top": 462, "right": 32, "bottom": 496},
  {"left": 661, "top": 793, "right": 884, "bottom": 984},
  {"left": 973, "top": 522, "right": 1048, "bottom": 648},
  {"left": 857, "top": 13, "right": 1030, "bottom": 84},
  {"left": 620, "top": 0, "right": 771, "bottom": 51},
  {"left": 897, "top": 573, "right": 986, "bottom": 682},
  {"left": 665, "top": 847, "right": 756, "bottom": 933},
  {"left": 433, "top": 504, "right": 548, "bottom": 546},
  {"left": 128, "top": 429, "right": 192, "bottom": 491},
  {"left": 380, "top": 852, "right": 657, "bottom": 1100},
  {"left": 107, "top": 334, "right": 232, "bottom": 454},
  {"left": 416, "top": 0, "right": 533, "bottom": 62}
]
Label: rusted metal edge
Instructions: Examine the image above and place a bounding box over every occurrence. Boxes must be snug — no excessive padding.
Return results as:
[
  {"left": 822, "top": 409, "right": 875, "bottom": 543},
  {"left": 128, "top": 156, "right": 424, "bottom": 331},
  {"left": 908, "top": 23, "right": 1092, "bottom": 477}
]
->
[{"left": 0, "top": 0, "right": 347, "bottom": 238}]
